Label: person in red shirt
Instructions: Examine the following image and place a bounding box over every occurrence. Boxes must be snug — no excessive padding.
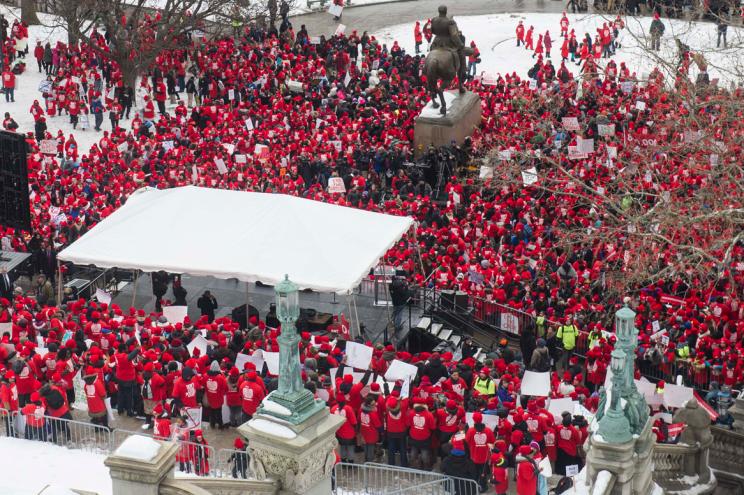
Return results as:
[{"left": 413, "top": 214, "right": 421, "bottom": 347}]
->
[
  {"left": 556, "top": 413, "right": 582, "bottom": 476},
  {"left": 15, "top": 358, "right": 40, "bottom": 408},
  {"left": 385, "top": 395, "right": 408, "bottom": 467},
  {"left": 516, "top": 20, "right": 525, "bottom": 47},
  {"left": 21, "top": 391, "right": 46, "bottom": 441},
  {"left": 83, "top": 366, "right": 108, "bottom": 428},
  {"left": 436, "top": 399, "right": 464, "bottom": 455},
  {"left": 491, "top": 451, "right": 508, "bottom": 495},
  {"left": 203, "top": 361, "right": 227, "bottom": 430},
  {"left": 331, "top": 393, "right": 357, "bottom": 463},
  {"left": 407, "top": 398, "right": 436, "bottom": 469},
  {"left": 465, "top": 412, "right": 495, "bottom": 491},
  {"left": 2, "top": 68, "right": 15, "bottom": 102},
  {"left": 359, "top": 395, "right": 383, "bottom": 462},
  {"left": 238, "top": 371, "right": 264, "bottom": 421},
  {"left": 152, "top": 403, "right": 171, "bottom": 440},
  {"left": 113, "top": 341, "right": 140, "bottom": 417},
  {"left": 141, "top": 362, "right": 166, "bottom": 430},
  {"left": 413, "top": 21, "right": 423, "bottom": 54},
  {"left": 39, "top": 381, "right": 71, "bottom": 443},
  {"left": 172, "top": 366, "right": 202, "bottom": 412},
  {"left": 515, "top": 444, "right": 538, "bottom": 495},
  {"left": 225, "top": 367, "right": 242, "bottom": 427}
]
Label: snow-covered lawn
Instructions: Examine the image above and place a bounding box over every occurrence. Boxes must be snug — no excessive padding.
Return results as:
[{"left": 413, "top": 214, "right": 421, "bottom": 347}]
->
[
  {"left": 0, "top": 437, "right": 112, "bottom": 495},
  {"left": 374, "top": 12, "right": 744, "bottom": 85}
]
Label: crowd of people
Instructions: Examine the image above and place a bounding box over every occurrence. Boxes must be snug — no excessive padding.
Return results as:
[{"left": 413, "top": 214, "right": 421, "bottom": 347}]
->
[{"left": 0, "top": 3, "right": 742, "bottom": 493}]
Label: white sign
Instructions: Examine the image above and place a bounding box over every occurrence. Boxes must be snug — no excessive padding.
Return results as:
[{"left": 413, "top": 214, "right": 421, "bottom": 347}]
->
[
  {"left": 521, "top": 167, "right": 538, "bottom": 186},
  {"left": 566, "top": 464, "right": 580, "bottom": 476},
  {"left": 328, "top": 4, "right": 343, "bottom": 17},
  {"left": 598, "top": 124, "right": 615, "bottom": 137},
  {"left": 567, "top": 146, "right": 587, "bottom": 160},
  {"left": 40, "top": 139, "right": 57, "bottom": 155},
  {"left": 384, "top": 359, "right": 418, "bottom": 382},
  {"left": 345, "top": 342, "right": 373, "bottom": 370},
  {"left": 562, "top": 117, "right": 580, "bottom": 131},
  {"left": 95, "top": 288, "right": 112, "bottom": 305},
  {"left": 520, "top": 371, "right": 551, "bottom": 397},
  {"left": 500, "top": 313, "right": 519, "bottom": 335},
  {"left": 287, "top": 80, "right": 303, "bottom": 93},
  {"left": 187, "top": 335, "right": 209, "bottom": 356},
  {"left": 310, "top": 36, "right": 321, "bottom": 45},
  {"left": 263, "top": 351, "right": 279, "bottom": 375},
  {"left": 236, "top": 351, "right": 265, "bottom": 373},
  {"left": 245, "top": 119, "right": 254, "bottom": 131},
  {"left": 548, "top": 398, "right": 575, "bottom": 420},
  {"left": 578, "top": 138, "right": 595, "bottom": 154},
  {"left": 465, "top": 412, "right": 499, "bottom": 430},
  {"left": 214, "top": 157, "right": 228, "bottom": 174},
  {"left": 334, "top": 24, "right": 346, "bottom": 36},
  {"left": 183, "top": 407, "right": 202, "bottom": 430},
  {"left": 163, "top": 305, "right": 188, "bottom": 324},
  {"left": 328, "top": 177, "right": 346, "bottom": 194},
  {"left": 635, "top": 100, "right": 647, "bottom": 111}
]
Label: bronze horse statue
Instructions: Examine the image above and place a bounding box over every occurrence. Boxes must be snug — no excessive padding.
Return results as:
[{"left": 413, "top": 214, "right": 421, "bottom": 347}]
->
[{"left": 423, "top": 45, "right": 472, "bottom": 115}]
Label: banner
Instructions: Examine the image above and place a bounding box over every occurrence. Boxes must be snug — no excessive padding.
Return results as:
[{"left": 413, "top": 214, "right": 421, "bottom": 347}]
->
[
  {"left": 40, "top": 139, "right": 57, "bottom": 155},
  {"left": 328, "top": 177, "right": 346, "bottom": 194}
]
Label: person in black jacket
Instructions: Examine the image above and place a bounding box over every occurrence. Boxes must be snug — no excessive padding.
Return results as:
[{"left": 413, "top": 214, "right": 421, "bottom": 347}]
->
[
  {"left": 151, "top": 271, "right": 169, "bottom": 312},
  {"left": 230, "top": 438, "right": 250, "bottom": 478},
  {"left": 389, "top": 276, "right": 411, "bottom": 334},
  {"left": 441, "top": 443, "right": 479, "bottom": 495},
  {"left": 197, "top": 291, "right": 218, "bottom": 322},
  {"left": 422, "top": 353, "right": 449, "bottom": 383}
]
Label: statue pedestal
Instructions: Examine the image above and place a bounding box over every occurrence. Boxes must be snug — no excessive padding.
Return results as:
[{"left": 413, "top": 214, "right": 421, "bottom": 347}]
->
[
  {"left": 728, "top": 397, "right": 744, "bottom": 432},
  {"left": 239, "top": 409, "right": 344, "bottom": 495},
  {"left": 586, "top": 420, "right": 659, "bottom": 495},
  {"left": 414, "top": 90, "right": 481, "bottom": 158},
  {"left": 105, "top": 440, "right": 179, "bottom": 495}
]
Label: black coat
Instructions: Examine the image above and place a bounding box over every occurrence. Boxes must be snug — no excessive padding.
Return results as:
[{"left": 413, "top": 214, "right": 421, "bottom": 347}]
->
[{"left": 441, "top": 454, "right": 479, "bottom": 495}]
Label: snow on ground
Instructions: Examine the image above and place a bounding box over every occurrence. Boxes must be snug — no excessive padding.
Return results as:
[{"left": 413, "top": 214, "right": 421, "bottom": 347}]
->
[
  {"left": 0, "top": 5, "right": 123, "bottom": 154},
  {"left": 114, "top": 434, "right": 161, "bottom": 461},
  {"left": 291, "top": 0, "right": 408, "bottom": 17},
  {"left": 374, "top": 12, "right": 744, "bottom": 85},
  {"left": 0, "top": 437, "right": 112, "bottom": 495}
]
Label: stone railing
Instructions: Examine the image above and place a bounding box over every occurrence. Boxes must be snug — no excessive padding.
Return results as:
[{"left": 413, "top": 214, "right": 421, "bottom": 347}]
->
[
  {"left": 710, "top": 426, "right": 744, "bottom": 474},
  {"left": 160, "top": 477, "right": 279, "bottom": 495},
  {"left": 651, "top": 443, "right": 700, "bottom": 489}
]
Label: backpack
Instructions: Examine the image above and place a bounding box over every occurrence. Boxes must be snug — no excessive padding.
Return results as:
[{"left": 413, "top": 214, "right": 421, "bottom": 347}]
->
[
  {"left": 46, "top": 389, "right": 65, "bottom": 410},
  {"left": 535, "top": 351, "right": 550, "bottom": 372},
  {"left": 552, "top": 477, "right": 574, "bottom": 494}
]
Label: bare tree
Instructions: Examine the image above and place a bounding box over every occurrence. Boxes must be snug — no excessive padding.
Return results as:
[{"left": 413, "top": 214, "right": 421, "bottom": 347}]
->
[
  {"left": 21, "top": 0, "right": 40, "bottom": 25},
  {"left": 480, "top": 12, "right": 744, "bottom": 299}
]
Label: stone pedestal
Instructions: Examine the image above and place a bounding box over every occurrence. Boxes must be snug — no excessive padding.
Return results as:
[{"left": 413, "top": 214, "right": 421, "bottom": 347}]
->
[
  {"left": 105, "top": 440, "right": 179, "bottom": 495},
  {"left": 239, "top": 407, "right": 344, "bottom": 495},
  {"left": 728, "top": 397, "right": 744, "bottom": 432},
  {"left": 586, "top": 434, "right": 637, "bottom": 495},
  {"left": 632, "top": 419, "right": 656, "bottom": 494},
  {"left": 413, "top": 91, "right": 481, "bottom": 158}
]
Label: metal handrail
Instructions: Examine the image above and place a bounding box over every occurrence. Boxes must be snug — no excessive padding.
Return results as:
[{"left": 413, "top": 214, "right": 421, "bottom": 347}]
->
[
  {"left": 334, "top": 461, "right": 478, "bottom": 495},
  {"left": 0, "top": 408, "right": 113, "bottom": 453}
]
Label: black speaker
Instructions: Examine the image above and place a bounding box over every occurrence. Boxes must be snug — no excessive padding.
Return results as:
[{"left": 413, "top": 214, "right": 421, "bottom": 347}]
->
[
  {"left": 0, "top": 131, "right": 30, "bottom": 232},
  {"left": 454, "top": 291, "right": 469, "bottom": 312},
  {"left": 440, "top": 290, "right": 455, "bottom": 310}
]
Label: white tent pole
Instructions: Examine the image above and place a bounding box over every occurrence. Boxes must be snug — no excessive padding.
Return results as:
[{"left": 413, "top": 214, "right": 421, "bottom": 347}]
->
[
  {"left": 352, "top": 295, "right": 361, "bottom": 339},
  {"left": 56, "top": 260, "right": 63, "bottom": 305},
  {"left": 131, "top": 270, "right": 138, "bottom": 309},
  {"left": 346, "top": 294, "right": 354, "bottom": 339}
]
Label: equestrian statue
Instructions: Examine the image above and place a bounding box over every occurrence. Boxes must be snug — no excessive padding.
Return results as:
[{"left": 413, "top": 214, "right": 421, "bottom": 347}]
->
[{"left": 423, "top": 5, "right": 474, "bottom": 115}]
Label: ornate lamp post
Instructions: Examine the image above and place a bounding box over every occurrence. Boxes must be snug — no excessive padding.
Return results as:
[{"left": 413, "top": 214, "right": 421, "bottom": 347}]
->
[
  {"left": 257, "top": 275, "right": 326, "bottom": 424},
  {"left": 597, "top": 348, "right": 633, "bottom": 444}
]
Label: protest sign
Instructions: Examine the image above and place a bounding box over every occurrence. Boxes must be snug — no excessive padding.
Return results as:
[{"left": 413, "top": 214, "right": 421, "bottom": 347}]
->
[
  {"left": 635, "top": 100, "right": 647, "bottom": 111},
  {"left": 479, "top": 166, "right": 493, "bottom": 179},
  {"left": 520, "top": 371, "right": 551, "bottom": 396},
  {"left": 578, "top": 138, "right": 595, "bottom": 154},
  {"left": 95, "top": 288, "right": 112, "bottom": 305},
  {"left": 521, "top": 167, "right": 538, "bottom": 186},
  {"left": 328, "top": 177, "right": 346, "bottom": 194},
  {"left": 328, "top": 4, "right": 343, "bottom": 17},
  {"left": 465, "top": 412, "right": 500, "bottom": 430},
  {"left": 384, "top": 359, "right": 419, "bottom": 382},
  {"left": 214, "top": 157, "right": 228, "bottom": 174},
  {"left": 567, "top": 146, "right": 587, "bottom": 160},
  {"left": 184, "top": 407, "right": 202, "bottom": 430},
  {"left": 254, "top": 144, "right": 269, "bottom": 160},
  {"left": 345, "top": 341, "right": 373, "bottom": 369},
  {"left": 621, "top": 81, "right": 634, "bottom": 94},
  {"left": 40, "top": 139, "right": 57, "bottom": 155},
  {"left": 598, "top": 124, "right": 615, "bottom": 137},
  {"left": 234, "top": 154, "right": 247, "bottom": 164},
  {"left": 187, "top": 335, "right": 209, "bottom": 356},
  {"left": 548, "top": 398, "right": 575, "bottom": 420},
  {"left": 566, "top": 465, "right": 580, "bottom": 476},
  {"left": 500, "top": 313, "right": 519, "bottom": 335},
  {"left": 163, "top": 305, "right": 188, "bottom": 324},
  {"left": 334, "top": 24, "right": 346, "bottom": 36},
  {"left": 263, "top": 351, "right": 280, "bottom": 375},
  {"left": 287, "top": 80, "right": 303, "bottom": 93},
  {"left": 562, "top": 117, "right": 580, "bottom": 131},
  {"left": 343, "top": 72, "right": 352, "bottom": 87},
  {"left": 481, "top": 73, "right": 498, "bottom": 86},
  {"left": 245, "top": 119, "right": 254, "bottom": 131},
  {"left": 310, "top": 36, "right": 321, "bottom": 45}
]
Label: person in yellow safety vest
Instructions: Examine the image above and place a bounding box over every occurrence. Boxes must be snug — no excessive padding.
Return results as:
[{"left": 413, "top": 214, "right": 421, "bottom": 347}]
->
[
  {"left": 536, "top": 312, "right": 547, "bottom": 338},
  {"left": 587, "top": 325, "right": 603, "bottom": 349},
  {"left": 676, "top": 342, "right": 690, "bottom": 359},
  {"left": 557, "top": 316, "right": 579, "bottom": 369},
  {"left": 473, "top": 367, "right": 496, "bottom": 397}
]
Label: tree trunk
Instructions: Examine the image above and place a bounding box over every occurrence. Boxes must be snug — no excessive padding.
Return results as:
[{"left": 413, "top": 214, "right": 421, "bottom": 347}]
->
[{"left": 21, "top": 0, "right": 41, "bottom": 25}]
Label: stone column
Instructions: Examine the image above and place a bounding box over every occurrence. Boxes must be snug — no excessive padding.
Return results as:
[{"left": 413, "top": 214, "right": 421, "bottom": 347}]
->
[
  {"left": 104, "top": 440, "right": 179, "bottom": 495},
  {"left": 239, "top": 409, "right": 344, "bottom": 495},
  {"left": 586, "top": 434, "right": 636, "bottom": 495}
]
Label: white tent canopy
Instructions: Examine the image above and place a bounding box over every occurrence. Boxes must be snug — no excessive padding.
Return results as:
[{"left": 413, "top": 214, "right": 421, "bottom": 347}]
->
[{"left": 58, "top": 186, "right": 414, "bottom": 294}]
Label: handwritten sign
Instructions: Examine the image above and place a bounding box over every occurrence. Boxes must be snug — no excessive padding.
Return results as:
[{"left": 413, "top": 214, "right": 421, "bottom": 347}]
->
[
  {"left": 521, "top": 167, "right": 538, "bottom": 186},
  {"left": 598, "top": 124, "right": 615, "bottom": 137},
  {"left": 40, "top": 139, "right": 57, "bottom": 155},
  {"left": 328, "top": 177, "right": 346, "bottom": 194},
  {"left": 345, "top": 342, "right": 373, "bottom": 370},
  {"left": 562, "top": 117, "right": 580, "bottom": 131}
]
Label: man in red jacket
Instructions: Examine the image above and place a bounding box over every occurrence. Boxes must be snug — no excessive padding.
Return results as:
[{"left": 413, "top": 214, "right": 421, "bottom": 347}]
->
[
  {"left": 436, "top": 399, "right": 464, "bottom": 457},
  {"left": 113, "top": 340, "right": 139, "bottom": 417},
  {"left": 331, "top": 392, "right": 357, "bottom": 462},
  {"left": 2, "top": 68, "right": 15, "bottom": 102},
  {"left": 385, "top": 396, "right": 408, "bottom": 467},
  {"left": 39, "top": 381, "right": 71, "bottom": 443},
  {"left": 239, "top": 371, "right": 264, "bottom": 422},
  {"left": 21, "top": 391, "right": 46, "bottom": 441},
  {"left": 359, "top": 395, "right": 382, "bottom": 462},
  {"left": 466, "top": 412, "right": 495, "bottom": 491},
  {"left": 407, "top": 398, "right": 436, "bottom": 469},
  {"left": 203, "top": 361, "right": 227, "bottom": 430},
  {"left": 83, "top": 366, "right": 108, "bottom": 428}
]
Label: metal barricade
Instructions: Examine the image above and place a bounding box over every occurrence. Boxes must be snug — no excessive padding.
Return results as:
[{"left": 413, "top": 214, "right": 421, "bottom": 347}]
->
[
  {"left": 0, "top": 408, "right": 113, "bottom": 453},
  {"left": 173, "top": 438, "right": 218, "bottom": 477},
  {"left": 215, "top": 448, "right": 250, "bottom": 479},
  {"left": 334, "top": 462, "right": 478, "bottom": 495}
]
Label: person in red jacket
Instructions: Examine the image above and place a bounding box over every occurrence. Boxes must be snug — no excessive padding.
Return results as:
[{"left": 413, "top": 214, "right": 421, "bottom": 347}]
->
[
  {"left": 152, "top": 403, "right": 171, "bottom": 439},
  {"left": 491, "top": 451, "right": 508, "bottom": 495},
  {"left": 142, "top": 95, "right": 156, "bottom": 121},
  {"left": 385, "top": 395, "right": 408, "bottom": 467},
  {"left": 465, "top": 412, "right": 495, "bottom": 491},
  {"left": 436, "top": 399, "right": 464, "bottom": 456},
  {"left": 359, "top": 395, "right": 382, "bottom": 462},
  {"left": 141, "top": 362, "right": 166, "bottom": 430},
  {"left": 515, "top": 444, "right": 537, "bottom": 495},
  {"left": 2, "top": 68, "right": 15, "bottom": 102},
  {"left": 113, "top": 340, "right": 140, "bottom": 417},
  {"left": 556, "top": 413, "right": 582, "bottom": 476},
  {"left": 83, "top": 366, "right": 108, "bottom": 428},
  {"left": 407, "top": 398, "right": 436, "bottom": 469},
  {"left": 21, "top": 391, "right": 46, "bottom": 441},
  {"left": 238, "top": 371, "right": 265, "bottom": 422},
  {"left": 516, "top": 20, "right": 525, "bottom": 47},
  {"left": 172, "top": 366, "right": 202, "bottom": 413},
  {"left": 34, "top": 41, "right": 44, "bottom": 72},
  {"left": 203, "top": 361, "right": 227, "bottom": 430},
  {"left": 331, "top": 392, "right": 357, "bottom": 462},
  {"left": 225, "top": 367, "right": 242, "bottom": 427},
  {"left": 39, "top": 381, "right": 71, "bottom": 443},
  {"left": 15, "top": 358, "right": 40, "bottom": 408},
  {"left": 413, "top": 21, "right": 423, "bottom": 54}
]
